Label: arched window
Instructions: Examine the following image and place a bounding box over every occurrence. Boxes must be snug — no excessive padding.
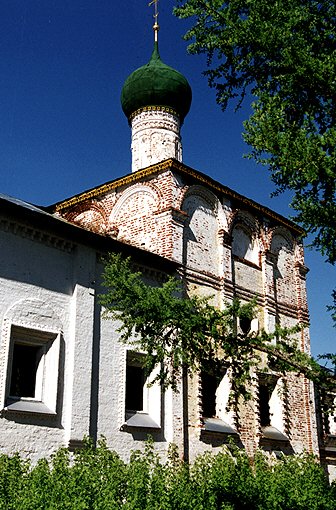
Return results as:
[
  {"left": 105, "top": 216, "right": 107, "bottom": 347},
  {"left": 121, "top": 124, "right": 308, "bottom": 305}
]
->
[
  {"left": 232, "top": 226, "right": 259, "bottom": 265},
  {"left": 271, "top": 233, "right": 295, "bottom": 306},
  {"left": 182, "top": 191, "right": 219, "bottom": 275}
]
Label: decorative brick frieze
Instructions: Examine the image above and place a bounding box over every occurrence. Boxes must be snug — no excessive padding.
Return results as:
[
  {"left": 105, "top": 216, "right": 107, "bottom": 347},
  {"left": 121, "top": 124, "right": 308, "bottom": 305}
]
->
[
  {"left": 233, "top": 284, "right": 264, "bottom": 304},
  {"left": 0, "top": 218, "right": 74, "bottom": 253},
  {"left": 295, "top": 261, "right": 309, "bottom": 278},
  {"left": 218, "top": 229, "right": 232, "bottom": 247},
  {"left": 183, "top": 267, "right": 222, "bottom": 291},
  {"left": 223, "top": 278, "right": 235, "bottom": 302}
]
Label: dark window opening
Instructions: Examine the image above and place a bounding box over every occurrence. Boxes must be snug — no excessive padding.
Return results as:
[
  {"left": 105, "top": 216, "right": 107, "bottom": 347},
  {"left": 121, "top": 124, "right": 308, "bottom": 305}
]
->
[
  {"left": 321, "top": 393, "right": 335, "bottom": 435},
  {"left": 259, "top": 384, "right": 271, "bottom": 427},
  {"left": 201, "top": 372, "right": 218, "bottom": 418},
  {"left": 324, "top": 415, "right": 331, "bottom": 435},
  {"left": 240, "top": 317, "right": 251, "bottom": 335},
  {"left": 10, "top": 343, "right": 42, "bottom": 398},
  {"left": 126, "top": 358, "right": 145, "bottom": 412}
]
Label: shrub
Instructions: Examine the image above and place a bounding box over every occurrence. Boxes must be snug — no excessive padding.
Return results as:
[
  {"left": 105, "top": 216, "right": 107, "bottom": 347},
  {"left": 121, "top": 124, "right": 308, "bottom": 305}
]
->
[{"left": 0, "top": 440, "right": 334, "bottom": 509}]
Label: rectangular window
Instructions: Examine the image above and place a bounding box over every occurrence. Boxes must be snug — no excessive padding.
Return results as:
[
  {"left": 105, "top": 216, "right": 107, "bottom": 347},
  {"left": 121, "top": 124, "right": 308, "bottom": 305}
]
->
[
  {"left": 125, "top": 354, "right": 145, "bottom": 412},
  {"left": 6, "top": 326, "right": 60, "bottom": 415},
  {"left": 200, "top": 371, "right": 218, "bottom": 418},
  {"left": 200, "top": 369, "right": 237, "bottom": 435},
  {"left": 258, "top": 375, "right": 288, "bottom": 441},
  {"left": 123, "top": 350, "right": 160, "bottom": 430},
  {"left": 322, "top": 393, "right": 336, "bottom": 436},
  {"left": 259, "top": 383, "right": 271, "bottom": 427}
]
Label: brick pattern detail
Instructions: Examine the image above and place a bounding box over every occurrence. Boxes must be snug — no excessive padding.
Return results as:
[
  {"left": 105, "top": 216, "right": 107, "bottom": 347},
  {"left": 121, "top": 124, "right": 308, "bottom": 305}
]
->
[
  {"left": 131, "top": 110, "right": 182, "bottom": 172},
  {"left": 56, "top": 163, "right": 318, "bottom": 460}
]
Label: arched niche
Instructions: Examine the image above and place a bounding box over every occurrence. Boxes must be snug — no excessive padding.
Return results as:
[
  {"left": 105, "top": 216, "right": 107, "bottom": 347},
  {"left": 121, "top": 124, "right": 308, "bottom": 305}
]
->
[
  {"left": 181, "top": 187, "right": 221, "bottom": 276},
  {"left": 109, "top": 184, "right": 161, "bottom": 251},
  {"left": 64, "top": 202, "right": 107, "bottom": 234},
  {"left": 230, "top": 219, "right": 262, "bottom": 294},
  {"left": 232, "top": 226, "right": 259, "bottom": 265},
  {"left": 110, "top": 184, "right": 160, "bottom": 224},
  {"left": 72, "top": 209, "right": 106, "bottom": 234},
  {"left": 270, "top": 231, "right": 296, "bottom": 307}
]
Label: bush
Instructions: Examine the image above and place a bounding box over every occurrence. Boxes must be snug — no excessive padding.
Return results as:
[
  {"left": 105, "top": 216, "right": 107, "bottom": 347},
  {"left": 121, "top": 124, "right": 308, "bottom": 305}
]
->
[{"left": 0, "top": 439, "right": 334, "bottom": 509}]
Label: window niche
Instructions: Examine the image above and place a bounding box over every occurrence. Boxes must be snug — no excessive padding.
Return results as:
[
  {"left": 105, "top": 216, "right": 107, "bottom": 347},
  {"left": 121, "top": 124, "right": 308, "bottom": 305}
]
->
[
  {"left": 10, "top": 343, "right": 43, "bottom": 399},
  {"left": 125, "top": 354, "right": 145, "bottom": 413},
  {"left": 258, "top": 375, "right": 288, "bottom": 442},
  {"left": 5, "top": 326, "right": 60, "bottom": 415},
  {"left": 259, "top": 383, "right": 272, "bottom": 427},
  {"left": 317, "top": 392, "right": 336, "bottom": 453},
  {"left": 231, "top": 226, "right": 259, "bottom": 266},
  {"left": 200, "top": 369, "right": 237, "bottom": 435},
  {"left": 123, "top": 350, "right": 161, "bottom": 430},
  {"left": 239, "top": 316, "right": 252, "bottom": 335},
  {"left": 200, "top": 371, "right": 218, "bottom": 419},
  {"left": 320, "top": 392, "right": 336, "bottom": 437},
  {"left": 237, "top": 316, "right": 259, "bottom": 336}
]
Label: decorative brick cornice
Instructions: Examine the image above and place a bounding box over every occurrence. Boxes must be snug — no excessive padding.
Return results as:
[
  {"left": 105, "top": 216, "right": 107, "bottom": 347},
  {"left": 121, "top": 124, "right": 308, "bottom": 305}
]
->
[
  {"left": 51, "top": 159, "right": 304, "bottom": 236},
  {"left": 218, "top": 229, "right": 232, "bottom": 246},
  {"left": 133, "top": 261, "right": 177, "bottom": 284},
  {"left": 52, "top": 160, "right": 174, "bottom": 212},
  {"left": 181, "top": 266, "right": 222, "bottom": 290},
  {"left": 295, "top": 261, "right": 310, "bottom": 277},
  {"left": 234, "top": 285, "right": 264, "bottom": 304},
  {"left": 129, "top": 105, "right": 179, "bottom": 122},
  {"left": 275, "top": 301, "right": 307, "bottom": 321},
  {"left": 0, "top": 218, "right": 74, "bottom": 253}
]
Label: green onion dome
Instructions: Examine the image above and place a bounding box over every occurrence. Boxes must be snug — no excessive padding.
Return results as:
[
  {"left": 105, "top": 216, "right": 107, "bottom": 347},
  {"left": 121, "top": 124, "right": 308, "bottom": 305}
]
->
[{"left": 121, "top": 42, "right": 192, "bottom": 124}]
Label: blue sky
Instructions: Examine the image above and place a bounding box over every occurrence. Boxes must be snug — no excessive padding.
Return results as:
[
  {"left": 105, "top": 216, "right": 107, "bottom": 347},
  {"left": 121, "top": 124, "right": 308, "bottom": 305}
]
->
[{"left": 0, "top": 0, "right": 334, "bottom": 357}]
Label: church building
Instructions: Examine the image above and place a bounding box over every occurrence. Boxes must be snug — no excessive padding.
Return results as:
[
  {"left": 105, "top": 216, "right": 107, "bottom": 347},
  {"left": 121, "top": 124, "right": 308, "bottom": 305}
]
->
[{"left": 0, "top": 15, "right": 334, "bottom": 477}]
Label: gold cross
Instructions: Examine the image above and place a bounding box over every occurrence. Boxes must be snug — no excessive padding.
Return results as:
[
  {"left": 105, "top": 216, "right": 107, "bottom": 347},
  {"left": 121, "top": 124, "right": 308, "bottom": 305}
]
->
[{"left": 149, "top": 0, "right": 159, "bottom": 41}]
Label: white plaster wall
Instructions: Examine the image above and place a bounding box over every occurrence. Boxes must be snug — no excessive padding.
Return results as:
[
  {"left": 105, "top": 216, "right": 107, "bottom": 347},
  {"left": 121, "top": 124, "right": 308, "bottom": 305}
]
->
[
  {"left": 269, "top": 379, "right": 286, "bottom": 433},
  {"left": 0, "top": 227, "right": 95, "bottom": 462},
  {"left": 217, "top": 372, "right": 236, "bottom": 428},
  {"left": 328, "top": 465, "right": 336, "bottom": 482},
  {"left": 96, "top": 265, "right": 173, "bottom": 460}
]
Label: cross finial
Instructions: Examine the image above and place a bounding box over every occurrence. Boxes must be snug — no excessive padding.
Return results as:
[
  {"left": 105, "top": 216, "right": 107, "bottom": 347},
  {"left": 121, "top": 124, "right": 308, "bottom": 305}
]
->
[{"left": 149, "top": 0, "right": 159, "bottom": 42}]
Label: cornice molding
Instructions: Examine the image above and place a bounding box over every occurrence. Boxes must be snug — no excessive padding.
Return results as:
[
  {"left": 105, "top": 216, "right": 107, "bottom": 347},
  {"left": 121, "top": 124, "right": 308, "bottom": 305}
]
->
[
  {"left": 53, "top": 160, "right": 173, "bottom": 212},
  {"left": 0, "top": 218, "right": 75, "bottom": 253},
  {"left": 52, "top": 158, "right": 304, "bottom": 236},
  {"left": 129, "top": 105, "right": 179, "bottom": 122}
]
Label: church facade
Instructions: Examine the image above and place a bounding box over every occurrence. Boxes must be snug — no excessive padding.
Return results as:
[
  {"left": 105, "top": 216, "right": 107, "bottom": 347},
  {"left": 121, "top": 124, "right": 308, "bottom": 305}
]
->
[{"left": 0, "top": 26, "right": 334, "bottom": 477}]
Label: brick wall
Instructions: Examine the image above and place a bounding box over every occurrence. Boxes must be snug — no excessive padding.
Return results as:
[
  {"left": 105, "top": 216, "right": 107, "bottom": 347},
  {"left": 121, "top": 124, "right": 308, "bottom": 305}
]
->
[{"left": 57, "top": 163, "right": 318, "bottom": 461}]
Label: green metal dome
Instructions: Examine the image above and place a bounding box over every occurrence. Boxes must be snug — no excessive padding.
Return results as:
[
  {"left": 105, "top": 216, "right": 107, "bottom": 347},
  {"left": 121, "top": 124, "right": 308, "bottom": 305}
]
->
[{"left": 121, "top": 42, "right": 192, "bottom": 123}]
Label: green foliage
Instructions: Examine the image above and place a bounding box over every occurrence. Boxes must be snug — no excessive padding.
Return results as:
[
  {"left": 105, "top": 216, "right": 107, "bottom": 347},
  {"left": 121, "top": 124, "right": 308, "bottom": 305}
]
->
[
  {"left": 327, "top": 290, "right": 336, "bottom": 326},
  {"left": 0, "top": 440, "right": 334, "bottom": 509},
  {"left": 100, "top": 253, "right": 335, "bottom": 397},
  {"left": 174, "top": 0, "right": 335, "bottom": 296}
]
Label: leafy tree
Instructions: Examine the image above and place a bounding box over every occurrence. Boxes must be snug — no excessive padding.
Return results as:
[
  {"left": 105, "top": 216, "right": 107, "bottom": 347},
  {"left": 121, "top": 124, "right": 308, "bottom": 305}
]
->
[
  {"left": 174, "top": 0, "right": 336, "bottom": 299},
  {"left": 99, "top": 253, "right": 336, "bottom": 399}
]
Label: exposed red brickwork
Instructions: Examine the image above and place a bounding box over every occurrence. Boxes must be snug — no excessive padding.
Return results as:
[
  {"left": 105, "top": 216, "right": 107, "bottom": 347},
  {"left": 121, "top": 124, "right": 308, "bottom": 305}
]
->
[{"left": 56, "top": 161, "right": 318, "bottom": 459}]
